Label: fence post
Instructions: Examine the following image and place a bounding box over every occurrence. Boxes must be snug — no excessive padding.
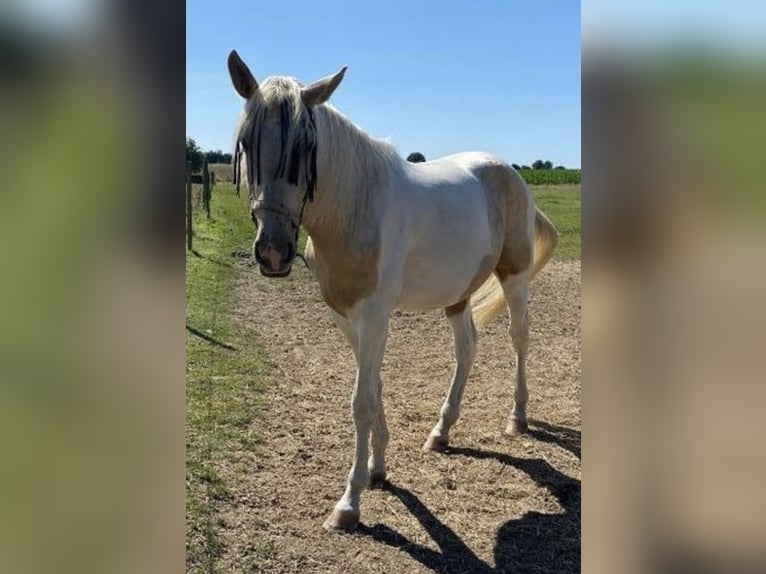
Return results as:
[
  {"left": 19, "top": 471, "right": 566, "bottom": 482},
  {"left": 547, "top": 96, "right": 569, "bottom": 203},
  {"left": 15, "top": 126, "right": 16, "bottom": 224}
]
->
[
  {"left": 202, "top": 159, "right": 211, "bottom": 219},
  {"left": 186, "top": 161, "right": 193, "bottom": 251}
]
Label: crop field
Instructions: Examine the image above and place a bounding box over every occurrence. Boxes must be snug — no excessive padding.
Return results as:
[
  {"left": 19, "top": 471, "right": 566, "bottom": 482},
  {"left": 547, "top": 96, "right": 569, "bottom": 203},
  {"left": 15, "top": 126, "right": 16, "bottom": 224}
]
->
[
  {"left": 210, "top": 163, "right": 581, "bottom": 187},
  {"left": 519, "top": 169, "right": 581, "bottom": 186},
  {"left": 186, "top": 183, "right": 581, "bottom": 573}
]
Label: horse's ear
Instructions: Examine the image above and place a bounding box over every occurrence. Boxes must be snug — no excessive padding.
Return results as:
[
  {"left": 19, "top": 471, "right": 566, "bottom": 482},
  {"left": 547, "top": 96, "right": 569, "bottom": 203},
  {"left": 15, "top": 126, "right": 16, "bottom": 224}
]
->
[
  {"left": 301, "top": 66, "right": 347, "bottom": 106},
  {"left": 228, "top": 50, "right": 258, "bottom": 99}
]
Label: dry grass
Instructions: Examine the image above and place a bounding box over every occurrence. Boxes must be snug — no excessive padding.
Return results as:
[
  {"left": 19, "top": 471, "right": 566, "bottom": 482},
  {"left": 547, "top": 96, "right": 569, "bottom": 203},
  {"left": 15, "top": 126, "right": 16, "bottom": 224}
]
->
[
  {"left": 215, "top": 259, "right": 580, "bottom": 573},
  {"left": 209, "top": 163, "right": 234, "bottom": 182}
]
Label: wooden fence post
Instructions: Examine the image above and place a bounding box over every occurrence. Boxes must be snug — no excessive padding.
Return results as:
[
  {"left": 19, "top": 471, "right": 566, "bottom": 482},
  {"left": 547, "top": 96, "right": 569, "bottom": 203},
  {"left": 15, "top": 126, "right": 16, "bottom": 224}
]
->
[
  {"left": 202, "top": 159, "right": 211, "bottom": 219},
  {"left": 186, "top": 161, "right": 193, "bottom": 251}
]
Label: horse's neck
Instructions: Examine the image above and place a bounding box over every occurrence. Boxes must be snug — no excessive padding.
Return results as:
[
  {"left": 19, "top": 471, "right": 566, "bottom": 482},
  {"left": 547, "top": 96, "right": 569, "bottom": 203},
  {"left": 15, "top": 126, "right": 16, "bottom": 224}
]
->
[{"left": 302, "top": 106, "right": 397, "bottom": 249}]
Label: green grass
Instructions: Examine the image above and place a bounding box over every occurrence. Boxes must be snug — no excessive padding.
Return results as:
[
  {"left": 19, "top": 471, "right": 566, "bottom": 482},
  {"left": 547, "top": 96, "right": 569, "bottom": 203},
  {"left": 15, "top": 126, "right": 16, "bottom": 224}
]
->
[
  {"left": 186, "top": 184, "right": 267, "bottom": 574},
  {"left": 531, "top": 184, "right": 581, "bottom": 260}
]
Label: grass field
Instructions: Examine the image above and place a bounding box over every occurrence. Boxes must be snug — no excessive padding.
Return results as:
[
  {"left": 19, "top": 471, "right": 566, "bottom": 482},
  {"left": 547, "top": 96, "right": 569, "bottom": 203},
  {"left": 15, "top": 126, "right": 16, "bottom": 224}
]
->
[
  {"left": 186, "top": 182, "right": 580, "bottom": 572},
  {"left": 186, "top": 189, "right": 268, "bottom": 573},
  {"left": 532, "top": 184, "right": 581, "bottom": 260}
]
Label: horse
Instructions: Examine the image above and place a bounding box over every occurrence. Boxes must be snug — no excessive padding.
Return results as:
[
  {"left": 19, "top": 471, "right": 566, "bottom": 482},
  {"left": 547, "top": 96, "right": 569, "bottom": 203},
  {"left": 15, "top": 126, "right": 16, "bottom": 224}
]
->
[{"left": 227, "top": 50, "right": 558, "bottom": 533}]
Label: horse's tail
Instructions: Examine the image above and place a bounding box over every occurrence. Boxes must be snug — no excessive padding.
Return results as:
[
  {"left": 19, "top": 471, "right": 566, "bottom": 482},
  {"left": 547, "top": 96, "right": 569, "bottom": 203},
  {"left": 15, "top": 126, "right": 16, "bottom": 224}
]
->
[{"left": 471, "top": 207, "right": 558, "bottom": 328}]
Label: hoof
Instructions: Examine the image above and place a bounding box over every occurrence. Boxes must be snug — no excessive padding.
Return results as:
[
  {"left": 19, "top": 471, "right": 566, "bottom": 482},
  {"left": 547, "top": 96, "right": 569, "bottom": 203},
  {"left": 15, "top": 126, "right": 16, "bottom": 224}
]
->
[
  {"left": 369, "top": 470, "right": 387, "bottom": 489},
  {"left": 322, "top": 508, "right": 360, "bottom": 533},
  {"left": 506, "top": 418, "right": 528, "bottom": 434},
  {"left": 422, "top": 434, "right": 449, "bottom": 452}
]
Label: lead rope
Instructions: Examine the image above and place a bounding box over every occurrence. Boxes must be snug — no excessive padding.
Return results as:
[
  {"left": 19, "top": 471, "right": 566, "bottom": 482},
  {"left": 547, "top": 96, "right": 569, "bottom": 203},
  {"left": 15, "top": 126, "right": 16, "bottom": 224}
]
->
[
  {"left": 294, "top": 186, "right": 312, "bottom": 269},
  {"left": 295, "top": 107, "right": 316, "bottom": 270}
]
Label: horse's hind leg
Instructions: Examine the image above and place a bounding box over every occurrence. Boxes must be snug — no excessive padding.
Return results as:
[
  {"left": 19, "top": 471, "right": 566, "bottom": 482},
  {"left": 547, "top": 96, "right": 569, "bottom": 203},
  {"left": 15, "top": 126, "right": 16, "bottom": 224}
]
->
[
  {"left": 368, "top": 382, "right": 389, "bottom": 488},
  {"left": 423, "top": 300, "right": 478, "bottom": 452},
  {"left": 501, "top": 272, "right": 531, "bottom": 433}
]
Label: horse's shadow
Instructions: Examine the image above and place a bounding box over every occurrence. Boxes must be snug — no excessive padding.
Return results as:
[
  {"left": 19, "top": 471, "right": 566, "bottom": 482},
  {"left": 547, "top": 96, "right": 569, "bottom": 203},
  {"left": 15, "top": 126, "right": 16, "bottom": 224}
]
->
[
  {"left": 356, "top": 422, "right": 581, "bottom": 573},
  {"left": 526, "top": 419, "right": 581, "bottom": 460}
]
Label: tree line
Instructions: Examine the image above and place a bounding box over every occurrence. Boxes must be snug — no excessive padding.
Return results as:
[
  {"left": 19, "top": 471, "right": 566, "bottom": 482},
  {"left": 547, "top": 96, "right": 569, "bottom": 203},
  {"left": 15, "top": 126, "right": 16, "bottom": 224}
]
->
[
  {"left": 186, "top": 138, "right": 232, "bottom": 173},
  {"left": 188, "top": 138, "right": 570, "bottom": 173},
  {"left": 407, "top": 152, "right": 567, "bottom": 170}
]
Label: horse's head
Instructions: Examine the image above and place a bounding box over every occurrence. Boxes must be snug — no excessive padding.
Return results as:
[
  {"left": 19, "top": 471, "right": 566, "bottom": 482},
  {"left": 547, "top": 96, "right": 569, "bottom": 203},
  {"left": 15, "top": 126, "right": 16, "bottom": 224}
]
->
[{"left": 227, "top": 50, "right": 346, "bottom": 277}]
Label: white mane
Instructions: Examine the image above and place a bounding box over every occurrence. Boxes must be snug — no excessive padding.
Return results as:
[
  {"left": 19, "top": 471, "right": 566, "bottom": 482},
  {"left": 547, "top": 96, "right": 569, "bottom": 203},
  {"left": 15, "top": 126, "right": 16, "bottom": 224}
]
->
[
  {"left": 307, "top": 102, "right": 404, "bottom": 239},
  {"left": 233, "top": 75, "right": 406, "bottom": 240}
]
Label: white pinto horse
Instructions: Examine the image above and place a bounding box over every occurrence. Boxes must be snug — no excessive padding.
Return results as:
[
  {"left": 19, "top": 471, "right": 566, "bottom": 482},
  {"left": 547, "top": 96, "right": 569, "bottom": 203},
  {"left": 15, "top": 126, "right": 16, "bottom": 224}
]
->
[{"left": 228, "top": 50, "right": 558, "bottom": 533}]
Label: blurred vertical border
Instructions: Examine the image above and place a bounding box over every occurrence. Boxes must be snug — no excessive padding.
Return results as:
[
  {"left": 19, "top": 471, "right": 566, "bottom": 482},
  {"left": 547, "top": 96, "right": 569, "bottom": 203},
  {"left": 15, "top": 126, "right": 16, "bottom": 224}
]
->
[
  {"left": 0, "top": 0, "right": 185, "bottom": 572},
  {"left": 582, "top": 2, "right": 766, "bottom": 573}
]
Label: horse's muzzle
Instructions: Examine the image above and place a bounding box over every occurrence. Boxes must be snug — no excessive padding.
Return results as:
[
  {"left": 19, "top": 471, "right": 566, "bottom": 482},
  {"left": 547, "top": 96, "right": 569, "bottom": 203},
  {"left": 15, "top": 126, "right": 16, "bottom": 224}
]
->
[
  {"left": 254, "top": 237, "right": 294, "bottom": 277},
  {"left": 259, "top": 264, "right": 292, "bottom": 278}
]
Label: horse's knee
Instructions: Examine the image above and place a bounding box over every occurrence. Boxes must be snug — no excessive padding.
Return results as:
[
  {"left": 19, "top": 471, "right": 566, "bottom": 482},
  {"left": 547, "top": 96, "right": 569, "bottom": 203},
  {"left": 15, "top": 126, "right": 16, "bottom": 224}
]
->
[{"left": 352, "top": 393, "right": 378, "bottom": 427}]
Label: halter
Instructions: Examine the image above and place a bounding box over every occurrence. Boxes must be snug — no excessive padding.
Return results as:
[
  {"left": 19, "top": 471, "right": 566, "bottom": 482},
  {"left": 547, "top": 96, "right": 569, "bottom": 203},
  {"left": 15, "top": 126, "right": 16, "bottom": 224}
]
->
[{"left": 250, "top": 184, "right": 313, "bottom": 248}]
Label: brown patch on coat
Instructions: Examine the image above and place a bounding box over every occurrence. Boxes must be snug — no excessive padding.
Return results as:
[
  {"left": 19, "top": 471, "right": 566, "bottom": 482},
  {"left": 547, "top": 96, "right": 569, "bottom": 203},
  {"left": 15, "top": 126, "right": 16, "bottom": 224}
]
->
[
  {"left": 496, "top": 241, "right": 532, "bottom": 281},
  {"left": 305, "top": 233, "right": 379, "bottom": 317},
  {"left": 479, "top": 162, "right": 532, "bottom": 281},
  {"left": 444, "top": 299, "right": 467, "bottom": 317},
  {"left": 477, "top": 161, "right": 509, "bottom": 256}
]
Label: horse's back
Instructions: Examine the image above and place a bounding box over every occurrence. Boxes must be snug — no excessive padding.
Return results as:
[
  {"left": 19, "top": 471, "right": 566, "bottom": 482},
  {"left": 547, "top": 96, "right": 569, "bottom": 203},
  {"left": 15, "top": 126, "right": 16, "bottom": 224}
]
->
[
  {"left": 406, "top": 151, "right": 505, "bottom": 178},
  {"left": 390, "top": 152, "right": 531, "bottom": 310}
]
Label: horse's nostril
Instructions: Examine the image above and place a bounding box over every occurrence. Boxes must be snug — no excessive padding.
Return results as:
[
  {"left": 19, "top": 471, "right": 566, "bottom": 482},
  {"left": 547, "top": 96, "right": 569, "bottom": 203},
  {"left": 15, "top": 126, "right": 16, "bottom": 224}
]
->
[{"left": 253, "top": 239, "right": 267, "bottom": 265}]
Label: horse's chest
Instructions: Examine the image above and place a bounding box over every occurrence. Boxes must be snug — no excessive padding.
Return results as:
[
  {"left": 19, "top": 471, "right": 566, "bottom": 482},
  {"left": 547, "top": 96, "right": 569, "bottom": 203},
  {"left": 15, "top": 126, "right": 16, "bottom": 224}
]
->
[{"left": 310, "top": 245, "right": 380, "bottom": 318}]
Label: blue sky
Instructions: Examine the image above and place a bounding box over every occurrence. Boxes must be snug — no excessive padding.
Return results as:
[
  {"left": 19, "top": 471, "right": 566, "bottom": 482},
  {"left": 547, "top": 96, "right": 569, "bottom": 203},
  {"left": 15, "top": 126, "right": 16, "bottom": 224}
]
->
[
  {"left": 583, "top": 0, "right": 766, "bottom": 51},
  {"left": 187, "top": 1, "right": 581, "bottom": 168}
]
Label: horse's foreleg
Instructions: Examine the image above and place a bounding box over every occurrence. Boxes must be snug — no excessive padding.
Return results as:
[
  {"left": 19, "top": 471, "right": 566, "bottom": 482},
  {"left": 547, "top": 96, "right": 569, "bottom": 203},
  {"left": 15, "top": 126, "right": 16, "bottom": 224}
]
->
[
  {"left": 501, "top": 274, "right": 530, "bottom": 434},
  {"left": 323, "top": 306, "right": 388, "bottom": 533},
  {"left": 330, "top": 310, "right": 388, "bottom": 489},
  {"left": 424, "top": 301, "right": 477, "bottom": 452},
  {"left": 368, "top": 384, "right": 389, "bottom": 488}
]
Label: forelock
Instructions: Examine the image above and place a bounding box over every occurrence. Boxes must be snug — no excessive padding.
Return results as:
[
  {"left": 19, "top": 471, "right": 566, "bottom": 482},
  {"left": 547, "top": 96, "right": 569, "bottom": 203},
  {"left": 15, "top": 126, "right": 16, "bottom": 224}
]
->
[
  {"left": 259, "top": 76, "right": 303, "bottom": 113},
  {"left": 233, "top": 75, "right": 317, "bottom": 198}
]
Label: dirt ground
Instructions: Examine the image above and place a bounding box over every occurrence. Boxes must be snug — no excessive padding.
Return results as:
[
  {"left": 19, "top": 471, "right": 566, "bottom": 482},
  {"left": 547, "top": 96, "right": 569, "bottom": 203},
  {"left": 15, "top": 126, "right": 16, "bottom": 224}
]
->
[{"left": 221, "top": 260, "right": 581, "bottom": 573}]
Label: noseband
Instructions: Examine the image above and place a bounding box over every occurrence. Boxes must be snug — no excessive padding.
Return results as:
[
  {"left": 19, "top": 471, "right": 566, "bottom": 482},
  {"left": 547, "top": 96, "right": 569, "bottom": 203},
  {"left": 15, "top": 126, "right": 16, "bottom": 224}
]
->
[{"left": 251, "top": 184, "right": 313, "bottom": 247}]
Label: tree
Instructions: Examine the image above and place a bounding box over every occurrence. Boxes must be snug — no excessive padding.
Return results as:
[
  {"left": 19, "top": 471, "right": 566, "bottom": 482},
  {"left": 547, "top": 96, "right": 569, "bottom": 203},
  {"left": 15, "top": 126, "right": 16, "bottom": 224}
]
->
[
  {"left": 554, "top": 165, "right": 566, "bottom": 170},
  {"left": 511, "top": 163, "right": 521, "bottom": 170},
  {"left": 532, "top": 159, "right": 554, "bottom": 170},
  {"left": 406, "top": 152, "right": 426, "bottom": 163},
  {"left": 521, "top": 165, "right": 531, "bottom": 170},
  {"left": 186, "top": 138, "right": 204, "bottom": 173},
  {"left": 205, "top": 149, "right": 232, "bottom": 164}
]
